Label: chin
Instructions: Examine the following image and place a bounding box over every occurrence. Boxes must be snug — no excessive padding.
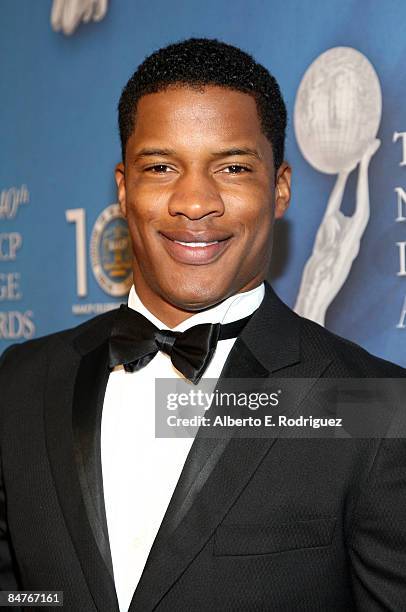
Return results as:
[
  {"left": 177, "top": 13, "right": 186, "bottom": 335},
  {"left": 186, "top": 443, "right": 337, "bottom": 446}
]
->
[{"left": 162, "top": 279, "right": 231, "bottom": 312}]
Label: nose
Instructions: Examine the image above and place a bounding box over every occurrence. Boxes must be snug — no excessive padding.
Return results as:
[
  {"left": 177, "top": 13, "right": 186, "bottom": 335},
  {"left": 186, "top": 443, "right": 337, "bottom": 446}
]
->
[{"left": 167, "top": 170, "right": 225, "bottom": 220}]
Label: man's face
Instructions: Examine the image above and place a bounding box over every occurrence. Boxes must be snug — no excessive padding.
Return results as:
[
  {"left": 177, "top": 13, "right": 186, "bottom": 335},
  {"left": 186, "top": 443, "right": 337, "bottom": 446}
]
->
[{"left": 115, "top": 85, "right": 291, "bottom": 325}]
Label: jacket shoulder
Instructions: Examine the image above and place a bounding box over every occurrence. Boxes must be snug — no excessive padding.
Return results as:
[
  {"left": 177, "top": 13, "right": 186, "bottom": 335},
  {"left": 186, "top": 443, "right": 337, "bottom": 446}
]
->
[
  {"left": 299, "top": 314, "right": 405, "bottom": 377},
  {"left": 0, "top": 308, "right": 120, "bottom": 373}
]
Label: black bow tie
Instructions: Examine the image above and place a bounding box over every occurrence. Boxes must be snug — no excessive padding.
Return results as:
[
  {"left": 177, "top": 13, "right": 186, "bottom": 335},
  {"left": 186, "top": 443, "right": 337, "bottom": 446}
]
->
[{"left": 108, "top": 304, "right": 253, "bottom": 384}]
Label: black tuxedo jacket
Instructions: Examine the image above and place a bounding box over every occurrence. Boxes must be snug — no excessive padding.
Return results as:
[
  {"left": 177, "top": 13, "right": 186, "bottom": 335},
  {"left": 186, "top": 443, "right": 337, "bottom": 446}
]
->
[{"left": 0, "top": 282, "right": 405, "bottom": 611}]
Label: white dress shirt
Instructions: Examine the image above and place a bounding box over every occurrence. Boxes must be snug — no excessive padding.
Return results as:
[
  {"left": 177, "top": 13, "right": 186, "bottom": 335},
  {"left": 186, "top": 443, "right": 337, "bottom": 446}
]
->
[{"left": 101, "top": 283, "right": 265, "bottom": 612}]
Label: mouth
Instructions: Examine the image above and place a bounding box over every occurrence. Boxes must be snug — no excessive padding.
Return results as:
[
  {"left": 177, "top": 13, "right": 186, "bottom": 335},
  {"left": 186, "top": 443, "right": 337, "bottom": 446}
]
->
[{"left": 159, "top": 230, "right": 233, "bottom": 265}]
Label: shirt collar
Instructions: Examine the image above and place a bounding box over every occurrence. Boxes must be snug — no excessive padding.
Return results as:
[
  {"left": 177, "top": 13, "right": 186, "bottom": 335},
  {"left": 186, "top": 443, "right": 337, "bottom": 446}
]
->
[{"left": 127, "top": 283, "right": 265, "bottom": 332}]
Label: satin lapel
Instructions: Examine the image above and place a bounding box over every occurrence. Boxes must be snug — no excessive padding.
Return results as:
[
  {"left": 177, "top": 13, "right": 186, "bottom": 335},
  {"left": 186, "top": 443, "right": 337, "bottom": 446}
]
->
[
  {"left": 43, "top": 331, "right": 119, "bottom": 612},
  {"left": 72, "top": 343, "right": 114, "bottom": 577},
  {"left": 129, "top": 283, "right": 333, "bottom": 612}
]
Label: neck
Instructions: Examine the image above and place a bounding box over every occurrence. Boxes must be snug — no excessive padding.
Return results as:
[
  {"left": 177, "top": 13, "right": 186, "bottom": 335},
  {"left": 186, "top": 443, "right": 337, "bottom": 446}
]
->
[
  {"left": 132, "top": 276, "right": 264, "bottom": 328},
  {"left": 136, "top": 293, "right": 196, "bottom": 328}
]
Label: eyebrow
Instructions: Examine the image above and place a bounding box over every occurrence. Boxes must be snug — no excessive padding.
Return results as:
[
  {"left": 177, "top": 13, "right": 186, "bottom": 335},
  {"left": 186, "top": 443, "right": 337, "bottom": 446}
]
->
[
  {"left": 211, "top": 148, "right": 262, "bottom": 160},
  {"left": 133, "top": 147, "right": 262, "bottom": 161},
  {"left": 134, "top": 148, "right": 176, "bottom": 159}
]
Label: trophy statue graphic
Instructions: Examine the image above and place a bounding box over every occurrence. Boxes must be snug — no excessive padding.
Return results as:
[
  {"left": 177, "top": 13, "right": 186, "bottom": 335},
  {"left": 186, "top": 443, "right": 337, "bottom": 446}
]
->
[
  {"left": 51, "top": 0, "right": 108, "bottom": 35},
  {"left": 294, "top": 47, "right": 382, "bottom": 326}
]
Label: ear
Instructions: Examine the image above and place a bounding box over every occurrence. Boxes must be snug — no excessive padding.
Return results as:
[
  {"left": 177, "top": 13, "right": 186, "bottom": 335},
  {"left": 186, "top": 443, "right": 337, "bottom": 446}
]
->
[
  {"left": 274, "top": 162, "right": 291, "bottom": 219},
  {"left": 115, "top": 162, "right": 127, "bottom": 217}
]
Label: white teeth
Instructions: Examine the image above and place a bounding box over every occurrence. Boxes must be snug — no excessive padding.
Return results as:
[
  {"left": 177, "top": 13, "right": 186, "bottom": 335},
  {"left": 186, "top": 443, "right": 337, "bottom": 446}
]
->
[{"left": 174, "top": 240, "right": 219, "bottom": 247}]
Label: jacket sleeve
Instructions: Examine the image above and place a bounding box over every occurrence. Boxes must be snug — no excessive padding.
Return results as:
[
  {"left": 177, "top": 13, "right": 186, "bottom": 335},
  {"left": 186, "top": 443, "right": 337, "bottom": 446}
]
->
[
  {"left": 0, "top": 346, "right": 22, "bottom": 591},
  {"left": 349, "top": 437, "right": 406, "bottom": 610}
]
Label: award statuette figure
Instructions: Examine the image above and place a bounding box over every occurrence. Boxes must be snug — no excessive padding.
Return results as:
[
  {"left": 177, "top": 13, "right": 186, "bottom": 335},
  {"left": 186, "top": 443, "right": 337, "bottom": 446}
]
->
[{"left": 294, "top": 47, "right": 382, "bottom": 325}]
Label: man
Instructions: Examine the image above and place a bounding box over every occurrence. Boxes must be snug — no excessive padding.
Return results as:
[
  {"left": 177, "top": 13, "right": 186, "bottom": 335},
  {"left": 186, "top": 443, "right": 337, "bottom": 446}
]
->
[{"left": 0, "top": 38, "right": 405, "bottom": 612}]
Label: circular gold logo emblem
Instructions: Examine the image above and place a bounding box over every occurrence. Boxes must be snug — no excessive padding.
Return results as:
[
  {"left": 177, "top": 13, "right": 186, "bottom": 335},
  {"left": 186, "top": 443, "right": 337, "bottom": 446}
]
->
[{"left": 90, "top": 204, "right": 132, "bottom": 296}]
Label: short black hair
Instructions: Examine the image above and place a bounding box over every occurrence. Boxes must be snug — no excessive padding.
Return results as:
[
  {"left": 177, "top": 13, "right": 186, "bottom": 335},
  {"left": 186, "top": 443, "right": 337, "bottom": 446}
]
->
[{"left": 118, "top": 38, "right": 287, "bottom": 170}]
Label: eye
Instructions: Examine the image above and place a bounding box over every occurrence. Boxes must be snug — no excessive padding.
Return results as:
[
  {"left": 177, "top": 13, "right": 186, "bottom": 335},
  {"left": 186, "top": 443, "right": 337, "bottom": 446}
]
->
[
  {"left": 221, "top": 165, "right": 251, "bottom": 174},
  {"left": 145, "top": 164, "right": 174, "bottom": 174}
]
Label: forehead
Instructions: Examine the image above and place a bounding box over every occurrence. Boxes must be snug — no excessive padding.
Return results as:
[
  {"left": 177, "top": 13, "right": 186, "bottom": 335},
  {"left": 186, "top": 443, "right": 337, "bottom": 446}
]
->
[{"left": 128, "top": 85, "right": 270, "bottom": 153}]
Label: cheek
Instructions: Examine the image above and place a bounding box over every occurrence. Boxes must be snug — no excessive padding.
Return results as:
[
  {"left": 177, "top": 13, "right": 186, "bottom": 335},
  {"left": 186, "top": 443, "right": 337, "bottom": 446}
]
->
[
  {"left": 125, "top": 190, "right": 168, "bottom": 235},
  {"left": 250, "top": 215, "right": 273, "bottom": 262},
  {"left": 231, "top": 191, "right": 273, "bottom": 238},
  {"left": 236, "top": 200, "right": 273, "bottom": 266}
]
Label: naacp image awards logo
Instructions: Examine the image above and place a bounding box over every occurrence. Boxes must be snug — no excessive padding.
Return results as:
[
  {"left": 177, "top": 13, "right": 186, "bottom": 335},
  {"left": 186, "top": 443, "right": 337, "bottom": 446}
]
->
[{"left": 90, "top": 204, "right": 132, "bottom": 296}]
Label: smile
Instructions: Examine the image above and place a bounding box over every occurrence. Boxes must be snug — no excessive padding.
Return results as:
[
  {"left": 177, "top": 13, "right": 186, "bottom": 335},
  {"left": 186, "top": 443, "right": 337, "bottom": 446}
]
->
[
  {"left": 159, "top": 232, "right": 232, "bottom": 265},
  {"left": 174, "top": 240, "right": 218, "bottom": 247}
]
